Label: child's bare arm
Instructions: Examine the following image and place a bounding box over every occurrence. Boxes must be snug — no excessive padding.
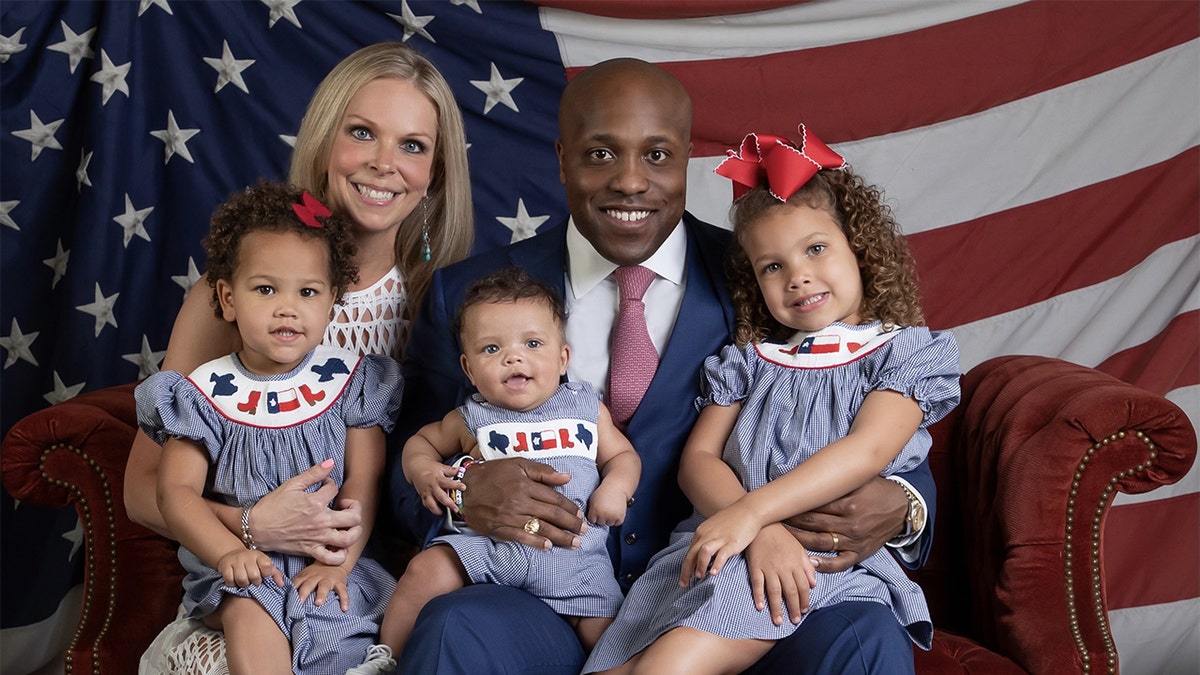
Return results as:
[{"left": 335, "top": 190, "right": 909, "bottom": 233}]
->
[
  {"left": 157, "top": 438, "right": 282, "bottom": 588},
  {"left": 682, "top": 391, "right": 923, "bottom": 581},
  {"left": 677, "top": 402, "right": 747, "bottom": 517},
  {"left": 402, "top": 411, "right": 477, "bottom": 514},
  {"left": 587, "top": 403, "right": 642, "bottom": 526},
  {"left": 292, "top": 425, "right": 382, "bottom": 611}
]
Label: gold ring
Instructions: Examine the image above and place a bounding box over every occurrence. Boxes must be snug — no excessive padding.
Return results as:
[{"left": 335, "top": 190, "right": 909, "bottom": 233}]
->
[
  {"left": 524, "top": 517, "right": 541, "bottom": 535},
  {"left": 830, "top": 532, "right": 840, "bottom": 551}
]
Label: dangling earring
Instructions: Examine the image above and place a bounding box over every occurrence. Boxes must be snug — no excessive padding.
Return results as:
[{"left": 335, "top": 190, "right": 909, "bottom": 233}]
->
[{"left": 420, "top": 196, "right": 431, "bottom": 262}]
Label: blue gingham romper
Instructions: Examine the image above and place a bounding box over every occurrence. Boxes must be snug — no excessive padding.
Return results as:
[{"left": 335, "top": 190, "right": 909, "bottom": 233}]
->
[
  {"left": 432, "top": 381, "right": 625, "bottom": 618},
  {"left": 135, "top": 345, "right": 402, "bottom": 675},
  {"left": 584, "top": 323, "right": 960, "bottom": 672}
]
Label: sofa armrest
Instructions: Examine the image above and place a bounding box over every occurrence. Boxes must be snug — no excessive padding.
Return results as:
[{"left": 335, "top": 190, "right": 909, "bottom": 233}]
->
[
  {"left": 954, "top": 355, "right": 1196, "bottom": 675},
  {"left": 1, "top": 383, "right": 183, "bottom": 675}
]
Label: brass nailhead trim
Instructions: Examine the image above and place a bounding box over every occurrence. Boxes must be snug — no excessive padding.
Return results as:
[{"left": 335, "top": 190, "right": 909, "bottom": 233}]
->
[
  {"left": 1064, "top": 430, "right": 1157, "bottom": 675},
  {"left": 39, "top": 443, "right": 118, "bottom": 675}
]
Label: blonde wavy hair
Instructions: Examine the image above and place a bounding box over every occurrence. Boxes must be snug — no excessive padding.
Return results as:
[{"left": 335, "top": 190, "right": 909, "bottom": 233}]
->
[
  {"left": 727, "top": 168, "right": 925, "bottom": 347},
  {"left": 288, "top": 42, "right": 474, "bottom": 333}
]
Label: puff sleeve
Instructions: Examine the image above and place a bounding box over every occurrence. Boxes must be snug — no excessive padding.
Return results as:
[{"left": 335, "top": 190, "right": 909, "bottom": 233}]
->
[
  {"left": 341, "top": 353, "right": 404, "bottom": 432},
  {"left": 134, "top": 371, "right": 228, "bottom": 457},
  {"left": 695, "top": 342, "right": 755, "bottom": 410},
  {"left": 869, "top": 327, "right": 961, "bottom": 428}
]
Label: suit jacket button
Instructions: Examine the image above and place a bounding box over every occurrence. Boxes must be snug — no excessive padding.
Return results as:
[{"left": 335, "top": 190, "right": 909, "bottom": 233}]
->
[
  {"left": 624, "top": 532, "right": 638, "bottom": 545},
  {"left": 626, "top": 496, "right": 636, "bottom": 507}
]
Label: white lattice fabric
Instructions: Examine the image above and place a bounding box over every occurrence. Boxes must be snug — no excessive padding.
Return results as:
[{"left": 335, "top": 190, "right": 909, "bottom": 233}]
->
[
  {"left": 138, "top": 607, "right": 229, "bottom": 675},
  {"left": 325, "top": 266, "right": 409, "bottom": 360}
]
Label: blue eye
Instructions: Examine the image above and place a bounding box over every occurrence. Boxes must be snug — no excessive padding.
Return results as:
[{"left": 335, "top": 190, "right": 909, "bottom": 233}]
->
[
  {"left": 525, "top": 339, "right": 542, "bottom": 349},
  {"left": 350, "top": 126, "right": 372, "bottom": 141},
  {"left": 403, "top": 140, "right": 426, "bottom": 154},
  {"left": 483, "top": 345, "right": 499, "bottom": 354}
]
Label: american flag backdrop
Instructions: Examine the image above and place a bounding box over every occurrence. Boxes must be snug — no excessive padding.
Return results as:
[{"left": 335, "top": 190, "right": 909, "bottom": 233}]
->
[{"left": 1, "top": 1, "right": 1196, "bottom": 672}]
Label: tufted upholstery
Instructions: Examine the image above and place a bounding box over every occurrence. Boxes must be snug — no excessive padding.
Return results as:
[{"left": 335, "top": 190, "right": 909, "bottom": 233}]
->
[{"left": 3, "top": 355, "right": 1196, "bottom": 674}]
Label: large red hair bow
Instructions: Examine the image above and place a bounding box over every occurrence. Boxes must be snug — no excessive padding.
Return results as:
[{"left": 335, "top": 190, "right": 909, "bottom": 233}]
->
[
  {"left": 714, "top": 125, "right": 845, "bottom": 201},
  {"left": 292, "top": 191, "right": 331, "bottom": 228}
]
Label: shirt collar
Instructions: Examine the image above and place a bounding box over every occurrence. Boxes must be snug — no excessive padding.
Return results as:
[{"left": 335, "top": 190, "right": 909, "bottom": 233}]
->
[{"left": 565, "top": 217, "right": 687, "bottom": 300}]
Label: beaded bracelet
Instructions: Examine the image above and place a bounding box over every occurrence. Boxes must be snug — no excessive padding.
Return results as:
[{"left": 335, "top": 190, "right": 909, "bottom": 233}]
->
[
  {"left": 241, "top": 504, "right": 257, "bottom": 551},
  {"left": 448, "top": 457, "right": 484, "bottom": 517}
]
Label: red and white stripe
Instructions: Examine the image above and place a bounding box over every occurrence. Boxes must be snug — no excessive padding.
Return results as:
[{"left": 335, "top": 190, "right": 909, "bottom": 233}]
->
[{"left": 538, "top": 1, "right": 1199, "bottom": 671}]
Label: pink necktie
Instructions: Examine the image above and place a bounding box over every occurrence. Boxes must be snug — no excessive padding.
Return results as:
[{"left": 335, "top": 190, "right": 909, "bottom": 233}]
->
[{"left": 608, "top": 265, "right": 659, "bottom": 429}]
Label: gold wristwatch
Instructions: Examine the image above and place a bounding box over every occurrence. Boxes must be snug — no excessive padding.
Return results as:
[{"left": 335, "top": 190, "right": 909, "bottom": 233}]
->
[{"left": 898, "top": 482, "right": 927, "bottom": 537}]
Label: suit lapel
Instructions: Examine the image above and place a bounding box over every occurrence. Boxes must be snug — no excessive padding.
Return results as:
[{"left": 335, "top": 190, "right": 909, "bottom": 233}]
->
[{"left": 624, "top": 216, "right": 733, "bottom": 434}]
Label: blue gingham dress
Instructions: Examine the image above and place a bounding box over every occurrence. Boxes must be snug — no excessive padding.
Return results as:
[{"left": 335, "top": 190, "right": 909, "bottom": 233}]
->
[
  {"left": 135, "top": 345, "right": 403, "bottom": 675},
  {"left": 433, "top": 381, "right": 625, "bottom": 618},
  {"left": 584, "top": 323, "right": 959, "bottom": 672}
]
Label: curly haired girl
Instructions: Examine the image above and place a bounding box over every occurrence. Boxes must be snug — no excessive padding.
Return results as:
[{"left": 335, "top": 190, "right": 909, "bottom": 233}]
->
[
  {"left": 585, "top": 126, "right": 961, "bottom": 675},
  {"left": 135, "top": 182, "right": 404, "bottom": 675}
]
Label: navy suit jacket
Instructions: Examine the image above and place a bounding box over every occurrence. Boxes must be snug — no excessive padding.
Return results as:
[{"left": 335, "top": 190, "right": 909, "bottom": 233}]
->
[{"left": 387, "top": 212, "right": 936, "bottom": 588}]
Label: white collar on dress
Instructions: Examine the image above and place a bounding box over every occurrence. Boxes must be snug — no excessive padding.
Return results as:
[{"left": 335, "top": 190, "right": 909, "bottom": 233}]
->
[{"left": 755, "top": 322, "right": 901, "bottom": 369}]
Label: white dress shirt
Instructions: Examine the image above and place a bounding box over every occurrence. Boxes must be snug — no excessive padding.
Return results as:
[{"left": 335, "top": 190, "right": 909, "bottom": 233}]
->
[{"left": 563, "top": 218, "right": 688, "bottom": 398}]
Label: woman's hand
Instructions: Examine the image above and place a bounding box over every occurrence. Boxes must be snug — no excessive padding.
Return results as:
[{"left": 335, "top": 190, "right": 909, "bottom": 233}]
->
[
  {"left": 680, "top": 501, "right": 762, "bottom": 584},
  {"left": 784, "top": 476, "right": 907, "bottom": 573},
  {"left": 459, "top": 458, "right": 586, "bottom": 550},
  {"left": 744, "top": 524, "right": 817, "bottom": 626},
  {"left": 247, "top": 460, "right": 363, "bottom": 565}
]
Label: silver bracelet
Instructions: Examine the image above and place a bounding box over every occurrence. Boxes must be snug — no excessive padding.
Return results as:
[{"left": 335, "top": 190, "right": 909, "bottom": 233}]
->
[{"left": 240, "top": 504, "right": 257, "bottom": 551}]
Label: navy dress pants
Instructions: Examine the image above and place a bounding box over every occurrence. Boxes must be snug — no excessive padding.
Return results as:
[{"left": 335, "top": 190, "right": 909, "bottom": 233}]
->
[{"left": 399, "top": 584, "right": 914, "bottom": 674}]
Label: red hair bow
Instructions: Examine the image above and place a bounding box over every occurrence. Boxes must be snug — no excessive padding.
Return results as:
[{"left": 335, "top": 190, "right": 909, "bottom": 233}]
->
[
  {"left": 292, "top": 191, "right": 331, "bottom": 228},
  {"left": 714, "top": 125, "right": 845, "bottom": 201}
]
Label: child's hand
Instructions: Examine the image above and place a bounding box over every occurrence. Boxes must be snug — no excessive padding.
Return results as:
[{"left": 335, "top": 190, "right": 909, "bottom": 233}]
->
[
  {"left": 744, "top": 524, "right": 817, "bottom": 626},
  {"left": 410, "top": 460, "right": 465, "bottom": 515},
  {"left": 216, "top": 548, "right": 283, "bottom": 589},
  {"left": 294, "top": 562, "right": 352, "bottom": 612},
  {"left": 680, "top": 502, "right": 762, "bottom": 586},
  {"left": 585, "top": 484, "right": 628, "bottom": 526}
]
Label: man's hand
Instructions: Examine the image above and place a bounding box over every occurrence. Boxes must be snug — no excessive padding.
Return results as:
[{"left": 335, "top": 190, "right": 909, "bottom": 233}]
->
[
  {"left": 784, "top": 476, "right": 907, "bottom": 573},
  {"left": 460, "top": 458, "right": 586, "bottom": 550},
  {"left": 247, "top": 459, "right": 363, "bottom": 565}
]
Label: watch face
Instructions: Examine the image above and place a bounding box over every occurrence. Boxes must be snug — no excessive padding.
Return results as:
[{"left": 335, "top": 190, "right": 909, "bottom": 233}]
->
[{"left": 911, "top": 501, "right": 927, "bottom": 530}]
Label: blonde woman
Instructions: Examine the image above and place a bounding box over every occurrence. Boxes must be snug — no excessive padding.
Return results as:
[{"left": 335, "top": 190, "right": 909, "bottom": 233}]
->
[{"left": 126, "top": 42, "right": 474, "bottom": 674}]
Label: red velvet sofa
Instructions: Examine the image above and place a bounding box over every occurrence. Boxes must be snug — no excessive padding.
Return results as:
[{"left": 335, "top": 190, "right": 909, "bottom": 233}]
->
[{"left": 3, "top": 354, "right": 1195, "bottom": 675}]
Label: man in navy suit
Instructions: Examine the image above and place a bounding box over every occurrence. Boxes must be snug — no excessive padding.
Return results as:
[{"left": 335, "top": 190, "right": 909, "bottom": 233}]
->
[{"left": 388, "top": 58, "right": 934, "bottom": 674}]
